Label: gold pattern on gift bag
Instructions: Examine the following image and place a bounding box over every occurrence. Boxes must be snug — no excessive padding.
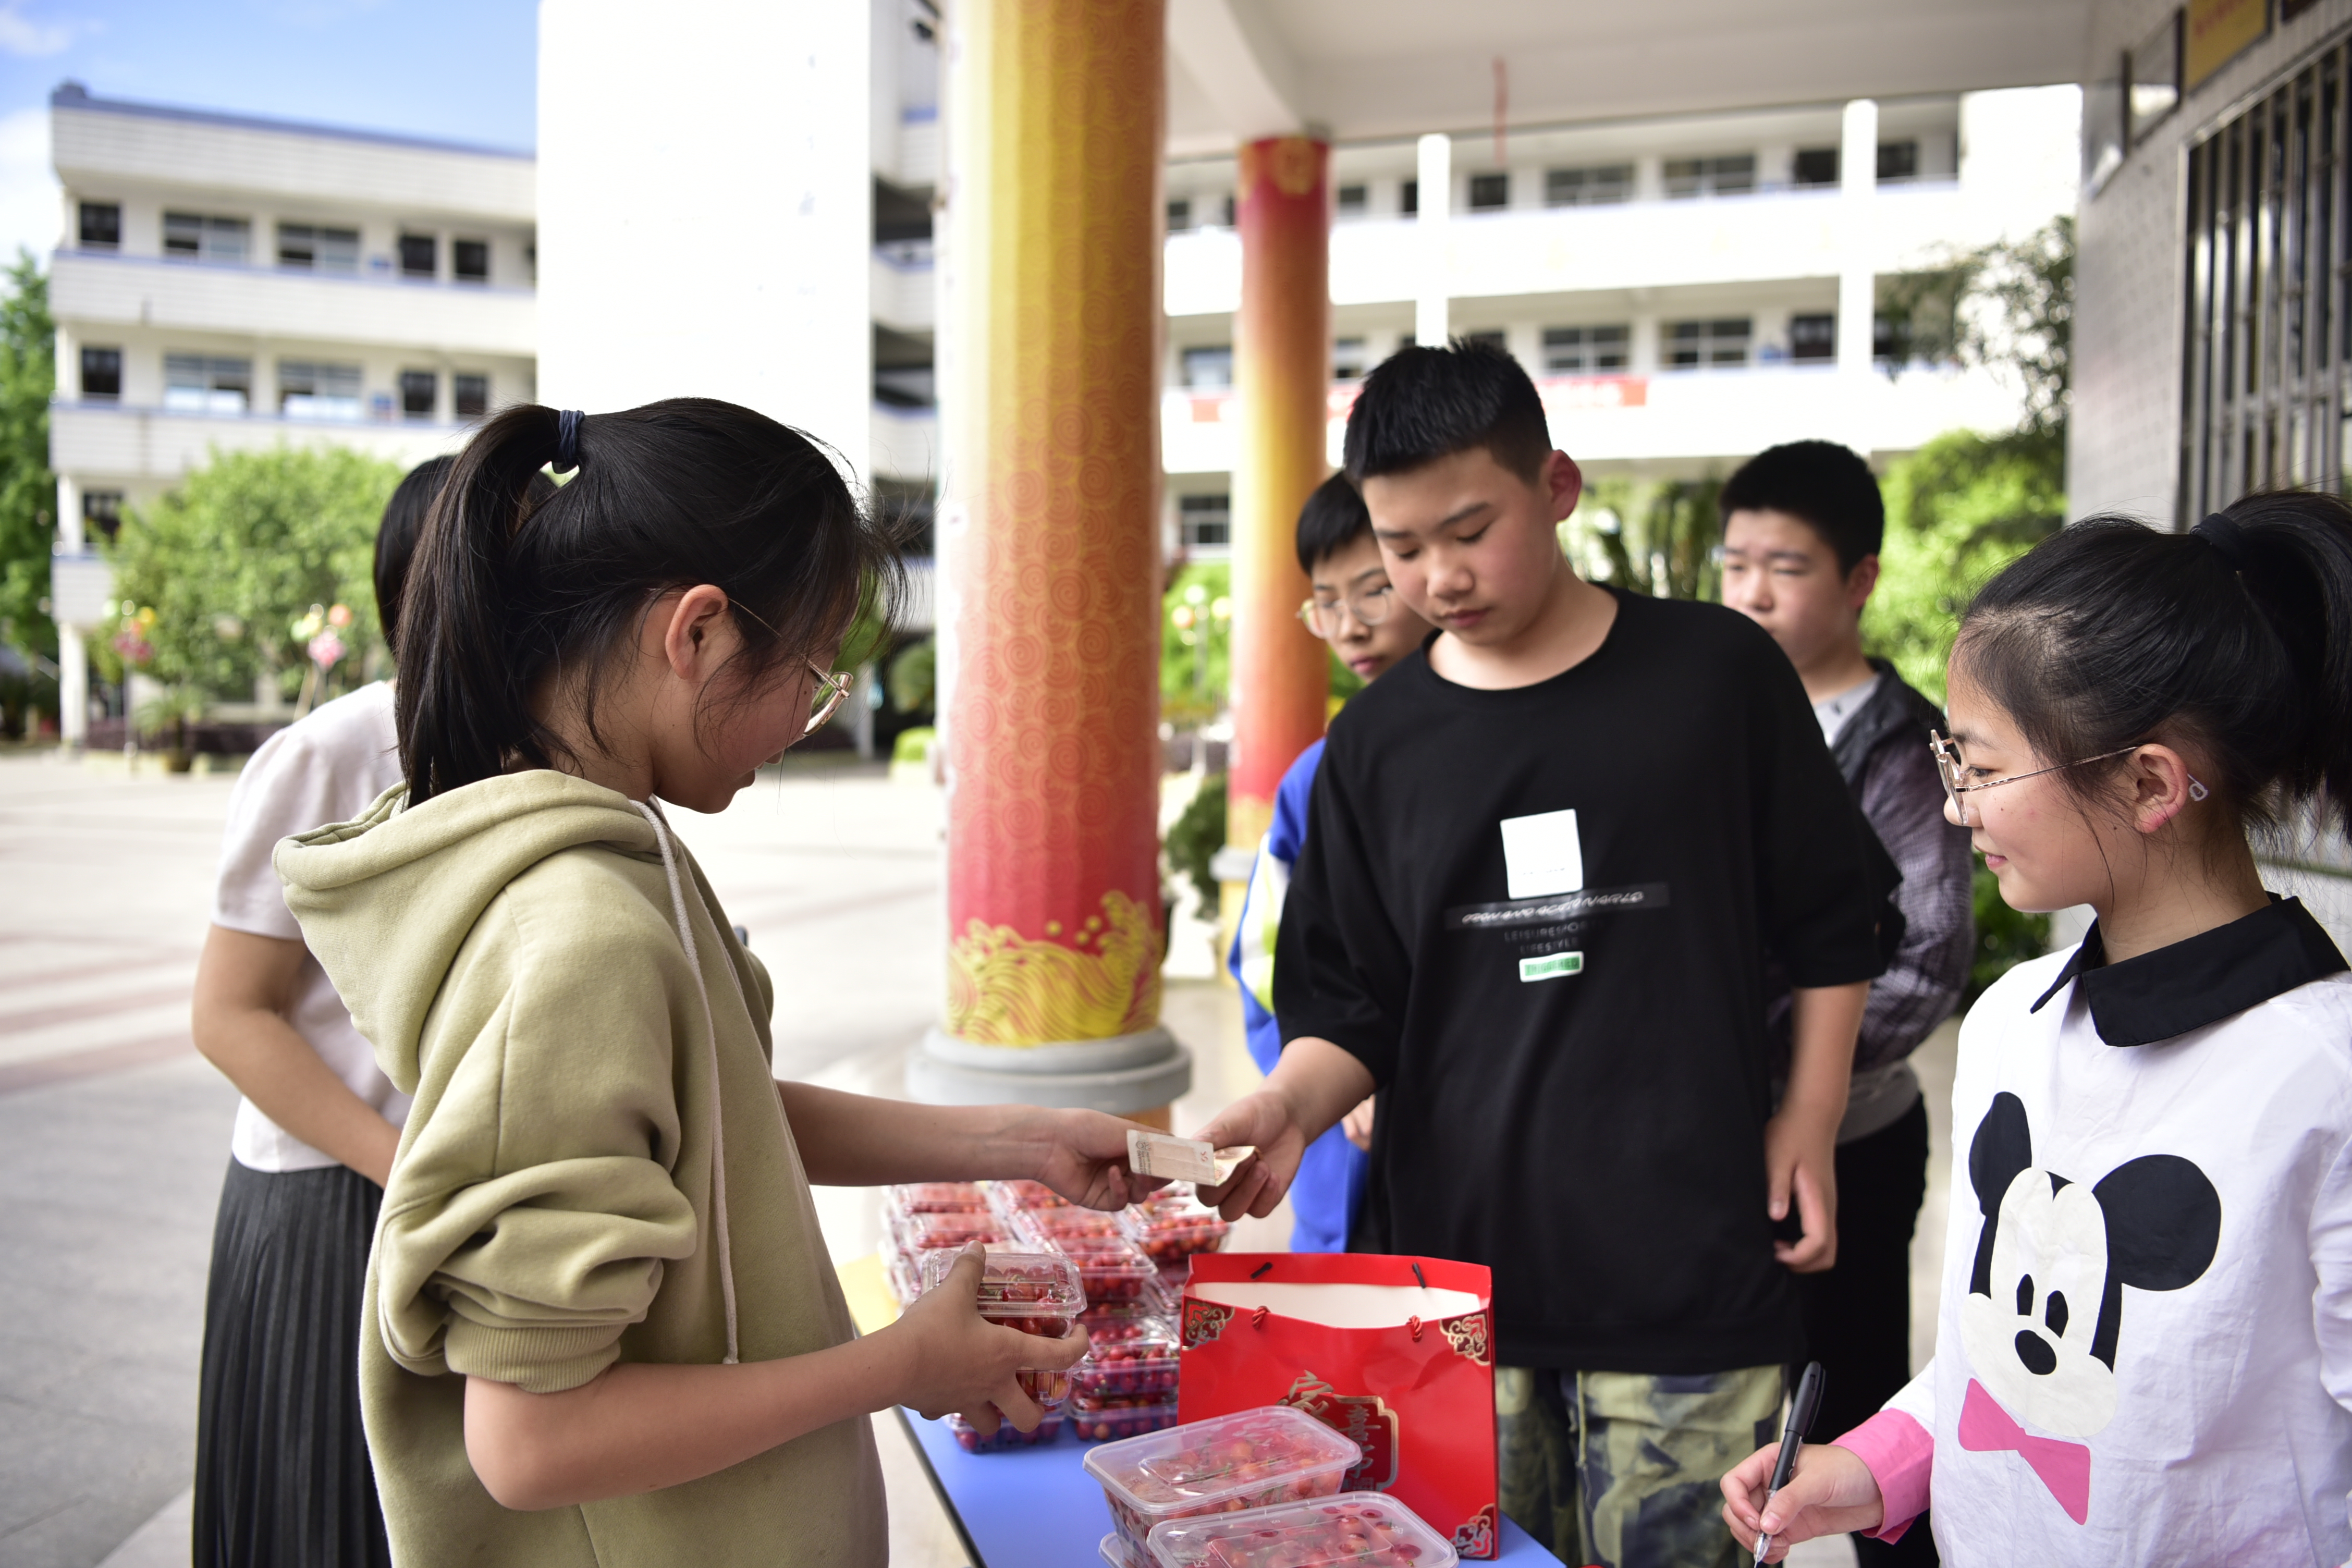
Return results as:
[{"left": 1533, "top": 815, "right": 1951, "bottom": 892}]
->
[
  {"left": 1440, "top": 1311, "right": 1492, "bottom": 1366},
  {"left": 1282, "top": 1371, "right": 1400, "bottom": 1491},
  {"left": 1453, "top": 1503, "right": 1498, "bottom": 1556},
  {"left": 1180, "top": 1299, "right": 1235, "bottom": 1348}
]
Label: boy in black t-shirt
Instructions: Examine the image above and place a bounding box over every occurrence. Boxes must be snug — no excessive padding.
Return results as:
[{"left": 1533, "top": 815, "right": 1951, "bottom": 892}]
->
[{"left": 1198, "top": 345, "right": 1891, "bottom": 1568}]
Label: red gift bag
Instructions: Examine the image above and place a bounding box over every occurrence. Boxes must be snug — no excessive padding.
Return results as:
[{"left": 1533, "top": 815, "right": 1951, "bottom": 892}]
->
[{"left": 1177, "top": 1252, "right": 1499, "bottom": 1558}]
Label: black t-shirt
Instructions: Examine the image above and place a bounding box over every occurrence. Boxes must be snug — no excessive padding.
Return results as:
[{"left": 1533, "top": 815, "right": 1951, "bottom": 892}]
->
[{"left": 1275, "top": 589, "right": 1892, "bottom": 1373}]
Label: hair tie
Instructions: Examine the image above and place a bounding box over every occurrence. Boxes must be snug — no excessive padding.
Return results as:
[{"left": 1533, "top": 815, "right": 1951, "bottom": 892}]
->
[
  {"left": 2192, "top": 511, "right": 2249, "bottom": 571},
  {"left": 553, "top": 408, "right": 585, "bottom": 474}
]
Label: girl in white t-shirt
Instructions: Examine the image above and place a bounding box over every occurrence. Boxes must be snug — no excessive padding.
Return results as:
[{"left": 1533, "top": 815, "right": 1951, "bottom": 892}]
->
[
  {"left": 187, "top": 458, "right": 550, "bottom": 1565},
  {"left": 1721, "top": 495, "right": 2352, "bottom": 1564}
]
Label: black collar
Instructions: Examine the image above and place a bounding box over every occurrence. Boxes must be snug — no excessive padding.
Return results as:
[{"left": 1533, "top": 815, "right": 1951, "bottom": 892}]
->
[{"left": 2030, "top": 896, "right": 2348, "bottom": 1047}]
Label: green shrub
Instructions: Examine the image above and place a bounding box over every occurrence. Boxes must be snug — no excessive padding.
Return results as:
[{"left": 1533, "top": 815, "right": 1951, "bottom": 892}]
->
[{"left": 1165, "top": 773, "right": 1228, "bottom": 913}]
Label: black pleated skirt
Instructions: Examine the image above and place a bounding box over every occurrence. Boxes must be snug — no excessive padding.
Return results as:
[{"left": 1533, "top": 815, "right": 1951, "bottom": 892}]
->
[{"left": 193, "top": 1158, "right": 393, "bottom": 1568}]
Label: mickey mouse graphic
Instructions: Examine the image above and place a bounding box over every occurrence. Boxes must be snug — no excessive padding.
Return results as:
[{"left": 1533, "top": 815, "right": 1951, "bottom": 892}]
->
[{"left": 1954, "top": 1092, "right": 2222, "bottom": 1524}]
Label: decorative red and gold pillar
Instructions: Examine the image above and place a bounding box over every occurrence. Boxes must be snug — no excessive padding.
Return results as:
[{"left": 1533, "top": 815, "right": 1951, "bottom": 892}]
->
[
  {"left": 911, "top": 0, "right": 1190, "bottom": 1116},
  {"left": 1223, "top": 137, "right": 1334, "bottom": 896}
]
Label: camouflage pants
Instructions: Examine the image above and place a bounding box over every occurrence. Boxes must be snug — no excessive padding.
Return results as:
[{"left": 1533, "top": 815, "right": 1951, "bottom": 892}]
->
[{"left": 1496, "top": 1363, "right": 1782, "bottom": 1568}]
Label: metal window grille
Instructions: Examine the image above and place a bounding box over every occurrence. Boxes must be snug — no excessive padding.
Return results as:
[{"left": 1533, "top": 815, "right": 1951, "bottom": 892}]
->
[
  {"left": 1179, "top": 494, "right": 1230, "bottom": 549},
  {"left": 1542, "top": 325, "right": 1630, "bottom": 372},
  {"left": 1467, "top": 173, "right": 1510, "bottom": 210},
  {"left": 2180, "top": 36, "right": 2350, "bottom": 521},
  {"left": 1545, "top": 165, "right": 1633, "bottom": 206}
]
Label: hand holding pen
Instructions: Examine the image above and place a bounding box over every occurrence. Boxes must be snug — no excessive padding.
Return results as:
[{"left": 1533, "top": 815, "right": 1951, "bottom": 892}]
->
[{"left": 1716, "top": 1363, "right": 1892, "bottom": 1561}]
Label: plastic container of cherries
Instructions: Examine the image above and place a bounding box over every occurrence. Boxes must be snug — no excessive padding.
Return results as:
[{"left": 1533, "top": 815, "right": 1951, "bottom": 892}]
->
[
  {"left": 1118, "top": 1194, "right": 1231, "bottom": 1263},
  {"left": 1083, "top": 1405, "right": 1363, "bottom": 1559},
  {"left": 1012, "top": 1205, "right": 1130, "bottom": 1246},
  {"left": 1145, "top": 1494, "right": 1462, "bottom": 1568},
  {"left": 1071, "top": 1316, "right": 1180, "bottom": 1400},
  {"left": 983, "top": 1178, "right": 1072, "bottom": 1211},
  {"left": 1068, "top": 1392, "right": 1181, "bottom": 1443},
  {"left": 1056, "top": 1236, "right": 1160, "bottom": 1305},
  {"left": 946, "top": 1409, "right": 1063, "bottom": 1453},
  {"left": 885, "top": 1181, "right": 991, "bottom": 1216},
  {"left": 896, "top": 1209, "right": 1010, "bottom": 1252},
  {"left": 918, "top": 1248, "right": 1086, "bottom": 1411}
]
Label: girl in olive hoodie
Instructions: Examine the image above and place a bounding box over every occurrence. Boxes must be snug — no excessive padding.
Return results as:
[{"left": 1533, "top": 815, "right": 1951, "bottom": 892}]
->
[{"left": 277, "top": 401, "right": 1154, "bottom": 1567}]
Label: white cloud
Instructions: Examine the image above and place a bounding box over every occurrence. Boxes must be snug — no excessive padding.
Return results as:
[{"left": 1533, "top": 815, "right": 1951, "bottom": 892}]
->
[
  {"left": 0, "top": 108, "right": 59, "bottom": 264},
  {"left": 0, "top": 3, "right": 76, "bottom": 57}
]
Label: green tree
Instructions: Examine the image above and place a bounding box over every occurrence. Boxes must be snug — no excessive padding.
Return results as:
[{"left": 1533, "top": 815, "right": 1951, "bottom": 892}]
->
[
  {"left": 0, "top": 251, "right": 54, "bottom": 659},
  {"left": 1161, "top": 561, "right": 1231, "bottom": 729},
  {"left": 1562, "top": 475, "right": 1723, "bottom": 601},
  {"left": 107, "top": 446, "right": 403, "bottom": 703}
]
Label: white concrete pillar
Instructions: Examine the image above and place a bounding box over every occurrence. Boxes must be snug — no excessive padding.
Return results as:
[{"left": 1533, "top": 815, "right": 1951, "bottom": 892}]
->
[
  {"left": 54, "top": 473, "right": 89, "bottom": 749},
  {"left": 1838, "top": 98, "right": 1879, "bottom": 378},
  {"left": 1416, "top": 132, "right": 1452, "bottom": 347}
]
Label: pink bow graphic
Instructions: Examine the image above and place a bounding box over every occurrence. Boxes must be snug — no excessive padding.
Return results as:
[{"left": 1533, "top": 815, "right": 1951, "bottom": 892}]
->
[{"left": 1957, "top": 1378, "right": 2091, "bottom": 1524}]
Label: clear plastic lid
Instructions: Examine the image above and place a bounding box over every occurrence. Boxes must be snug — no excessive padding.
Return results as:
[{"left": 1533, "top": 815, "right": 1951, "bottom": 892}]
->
[
  {"left": 917, "top": 1247, "right": 1085, "bottom": 1316},
  {"left": 1014, "top": 1205, "right": 1129, "bottom": 1245},
  {"left": 1145, "top": 1494, "right": 1461, "bottom": 1568},
  {"left": 1084, "top": 1405, "right": 1363, "bottom": 1525},
  {"left": 895, "top": 1209, "right": 1009, "bottom": 1251},
  {"left": 1060, "top": 1236, "right": 1160, "bottom": 1305},
  {"left": 983, "top": 1178, "right": 1072, "bottom": 1210},
  {"left": 884, "top": 1181, "right": 990, "bottom": 1215},
  {"left": 1100, "top": 1533, "right": 1148, "bottom": 1568}
]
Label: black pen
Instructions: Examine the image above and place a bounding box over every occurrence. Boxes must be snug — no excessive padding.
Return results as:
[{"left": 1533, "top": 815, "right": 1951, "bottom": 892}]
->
[{"left": 1753, "top": 1361, "right": 1826, "bottom": 1562}]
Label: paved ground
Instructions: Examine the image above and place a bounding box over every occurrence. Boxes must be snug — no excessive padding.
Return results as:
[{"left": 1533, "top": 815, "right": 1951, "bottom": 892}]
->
[{"left": 0, "top": 747, "right": 1950, "bottom": 1567}]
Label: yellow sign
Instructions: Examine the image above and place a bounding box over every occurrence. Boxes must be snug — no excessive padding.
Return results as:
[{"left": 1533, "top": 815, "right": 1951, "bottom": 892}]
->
[{"left": 2186, "top": 0, "right": 2269, "bottom": 90}]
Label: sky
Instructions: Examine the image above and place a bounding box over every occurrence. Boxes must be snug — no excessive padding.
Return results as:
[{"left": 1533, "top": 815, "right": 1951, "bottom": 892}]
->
[{"left": 0, "top": 0, "right": 538, "bottom": 263}]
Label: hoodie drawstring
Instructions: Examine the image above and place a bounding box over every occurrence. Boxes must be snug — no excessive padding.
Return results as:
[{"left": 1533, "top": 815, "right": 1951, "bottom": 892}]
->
[{"left": 633, "top": 800, "right": 741, "bottom": 1367}]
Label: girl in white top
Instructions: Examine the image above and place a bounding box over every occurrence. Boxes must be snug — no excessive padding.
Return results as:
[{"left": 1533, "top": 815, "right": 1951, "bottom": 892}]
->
[
  {"left": 1721, "top": 495, "right": 2352, "bottom": 1565},
  {"left": 188, "top": 457, "right": 550, "bottom": 1566}
]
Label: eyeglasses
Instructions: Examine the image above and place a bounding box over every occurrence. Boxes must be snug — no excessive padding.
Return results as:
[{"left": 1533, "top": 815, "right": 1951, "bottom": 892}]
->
[
  {"left": 804, "top": 662, "right": 853, "bottom": 734},
  {"left": 1928, "top": 730, "right": 2207, "bottom": 826},
  {"left": 1297, "top": 584, "right": 1396, "bottom": 638}
]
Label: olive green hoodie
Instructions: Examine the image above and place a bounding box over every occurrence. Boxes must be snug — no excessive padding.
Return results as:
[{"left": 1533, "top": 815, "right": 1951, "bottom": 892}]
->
[{"left": 277, "top": 770, "right": 884, "bottom": 1567}]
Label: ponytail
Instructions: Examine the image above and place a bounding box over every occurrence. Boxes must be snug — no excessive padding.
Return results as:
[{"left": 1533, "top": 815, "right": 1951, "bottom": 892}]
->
[
  {"left": 1953, "top": 492, "right": 2352, "bottom": 843},
  {"left": 395, "top": 399, "right": 899, "bottom": 805}
]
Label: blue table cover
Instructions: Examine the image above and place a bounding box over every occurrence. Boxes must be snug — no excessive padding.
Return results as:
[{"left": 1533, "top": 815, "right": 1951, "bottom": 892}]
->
[{"left": 899, "top": 1408, "right": 1567, "bottom": 1568}]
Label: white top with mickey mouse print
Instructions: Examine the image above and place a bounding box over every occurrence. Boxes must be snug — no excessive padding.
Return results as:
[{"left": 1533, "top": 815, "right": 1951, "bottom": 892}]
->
[{"left": 1865, "top": 898, "right": 2352, "bottom": 1565}]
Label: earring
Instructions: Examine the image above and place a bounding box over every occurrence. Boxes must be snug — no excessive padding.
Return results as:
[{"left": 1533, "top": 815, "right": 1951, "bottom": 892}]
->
[{"left": 2188, "top": 777, "right": 2210, "bottom": 802}]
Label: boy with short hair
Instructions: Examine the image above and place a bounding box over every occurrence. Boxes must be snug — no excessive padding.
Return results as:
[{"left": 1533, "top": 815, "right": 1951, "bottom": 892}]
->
[
  {"left": 1227, "top": 472, "right": 1433, "bottom": 1254},
  {"left": 1200, "top": 344, "right": 1893, "bottom": 1568},
  {"left": 1720, "top": 440, "right": 1972, "bottom": 1567}
]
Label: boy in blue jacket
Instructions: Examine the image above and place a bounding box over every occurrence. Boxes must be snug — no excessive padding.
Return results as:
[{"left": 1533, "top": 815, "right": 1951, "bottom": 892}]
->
[{"left": 1226, "top": 472, "right": 1431, "bottom": 1252}]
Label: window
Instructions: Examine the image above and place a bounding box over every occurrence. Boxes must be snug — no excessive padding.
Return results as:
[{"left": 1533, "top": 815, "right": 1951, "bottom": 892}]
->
[
  {"left": 2177, "top": 45, "right": 2352, "bottom": 515},
  {"left": 1220, "top": 194, "right": 1236, "bottom": 227},
  {"left": 454, "top": 373, "right": 489, "bottom": 420},
  {"left": 1467, "top": 173, "right": 1510, "bottom": 211},
  {"left": 1876, "top": 141, "right": 1919, "bottom": 183},
  {"left": 1401, "top": 179, "right": 1418, "bottom": 216},
  {"left": 1461, "top": 329, "right": 1508, "bottom": 354},
  {"left": 1336, "top": 183, "right": 1368, "bottom": 215},
  {"left": 1666, "top": 317, "right": 1751, "bottom": 367},
  {"left": 1181, "top": 345, "right": 1233, "bottom": 390},
  {"left": 163, "top": 354, "right": 251, "bottom": 414},
  {"left": 1166, "top": 197, "right": 1192, "bottom": 231},
  {"left": 1545, "top": 165, "right": 1632, "bottom": 206},
  {"left": 1179, "top": 494, "right": 1230, "bottom": 549},
  {"left": 82, "top": 490, "right": 123, "bottom": 542},
  {"left": 279, "top": 360, "right": 363, "bottom": 421},
  {"left": 1793, "top": 148, "right": 1840, "bottom": 187},
  {"left": 1663, "top": 155, "right": 1755, "bottom": 199},
  {"left": 163, "top": 212, "right": 250, "bottom": 264},
  {"left": 1790, "top": 314, "right": 1836, "bottom": 361},
  {"left": 453, "top": 239, "right": 489, "bottom": 283},
  {"left": 79, "top": 346, "right": 121, "bottom": 400},
  {"left": 1541, "top": 325, "right": 1630, "bottom": 373},
  {"left": 399, "top": 370, "right": 438, "bottom": 420},
  {"left": 1873, "top": 312, "right": 1914, "bottom": 364},
  {"left": 78, "top": 202, "right": 119, "bottom": 249},
  {"left": 1333, "top": 337, "right": 1369, "bottom": 381},
  {"left": 277, "top": 223, "right": 360, "bottom": 273},
  {"left": 398, "top": 234, "right": 437, "bottom": 278}
]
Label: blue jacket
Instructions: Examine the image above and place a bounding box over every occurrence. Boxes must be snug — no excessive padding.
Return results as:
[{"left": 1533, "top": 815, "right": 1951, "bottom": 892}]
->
[{"left": 1225, "top": 738, "right": 1368, "bottom": 1253}]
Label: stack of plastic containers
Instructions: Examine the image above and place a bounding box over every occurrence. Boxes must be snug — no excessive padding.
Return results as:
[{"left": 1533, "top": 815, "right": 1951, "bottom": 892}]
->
[
  {"left": 879, "top": 1181, "right": 996, "bottom": 1306},
  {"left": 1083, "top": 1406, "right": 1364, "bottom": 1564},
  {"left": 1066, "top": 1313, "right": 1181, "bottom": 1441},
  {"left": 1007, "top": 1198, "right": 1161, "bottom": 1309},
  {"left": 1140, "top": 1494, "right": 1462, "bottom": 1566},
  {"left": 916, "top": 1250, "right": 1085, "bottom": 1452}
]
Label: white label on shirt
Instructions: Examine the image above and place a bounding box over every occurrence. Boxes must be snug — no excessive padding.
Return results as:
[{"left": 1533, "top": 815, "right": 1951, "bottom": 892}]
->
[{"left": 1499, "top": 808, "right": 1584, "bottom": 899}]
